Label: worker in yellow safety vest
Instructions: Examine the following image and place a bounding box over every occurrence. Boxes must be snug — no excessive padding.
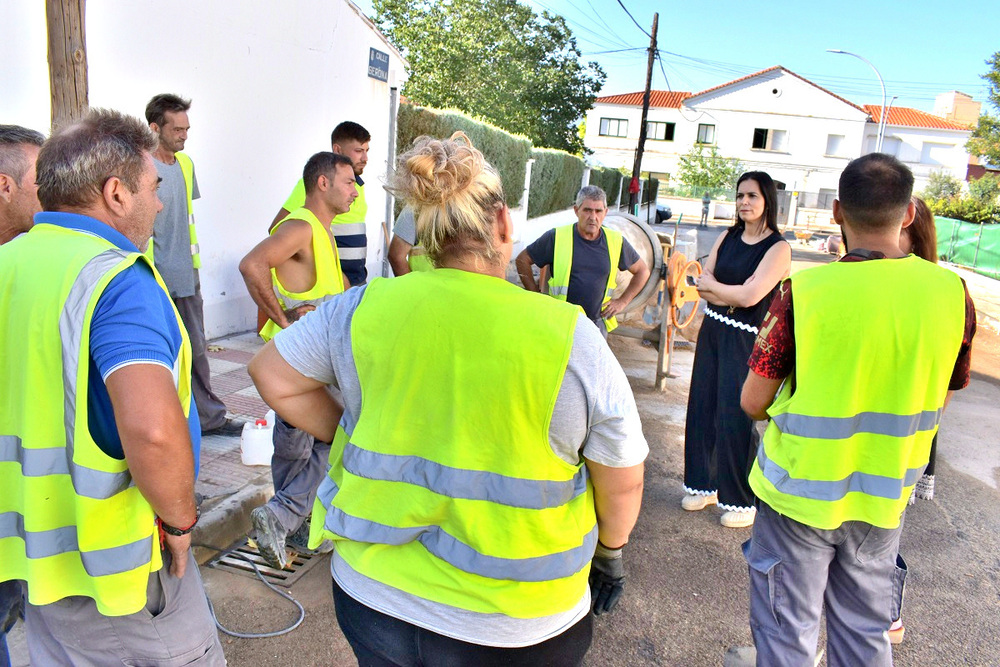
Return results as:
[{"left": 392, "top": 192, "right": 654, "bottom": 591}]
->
[
  {"left": 387, "top": 206, "right": 434, "bottom": 275},
  {"left": 736, "top": 153, "right": 975, "bottom": 667},
  {"left": 269, "top": 121, "right": 371, "bottom": 286},
  {"left": 515, "top": 185, "right": 650, "bottom": 338},
  {"left": 0, "top": 109, "right": 224, "bottom": 664},
  {"left": 247, "top": 132, "right": 648, "bottom": 664},
  {"left": 145, "top": 93, "right": 243, "bottom": 438},
  {"left": 238, "top": 151, "right": 356, "bottom": 569}
]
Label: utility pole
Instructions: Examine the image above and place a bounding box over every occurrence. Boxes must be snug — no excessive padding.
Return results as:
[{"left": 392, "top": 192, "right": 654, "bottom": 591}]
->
[
  {"left": 47, "top": 0, "right": 89, "bottom": 129},
  {"left": 629, "top": 12, "right": 658, "bottom": 214}
]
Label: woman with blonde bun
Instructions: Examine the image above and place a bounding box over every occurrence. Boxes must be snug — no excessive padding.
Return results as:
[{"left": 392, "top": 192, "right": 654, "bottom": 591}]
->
[{"left": 248, "top": 132, "right": 647, "bottom": 665}]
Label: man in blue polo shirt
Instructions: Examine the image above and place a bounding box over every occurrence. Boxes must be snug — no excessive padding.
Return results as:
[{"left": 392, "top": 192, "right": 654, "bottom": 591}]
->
[{"left": 0, "top": 109, "right": 222, "bottom": 664}]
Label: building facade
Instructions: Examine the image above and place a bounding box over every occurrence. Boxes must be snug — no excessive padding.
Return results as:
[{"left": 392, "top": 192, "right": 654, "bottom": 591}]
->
[{"left": 585, "top": 66, "right": 973, "bottom": 197}]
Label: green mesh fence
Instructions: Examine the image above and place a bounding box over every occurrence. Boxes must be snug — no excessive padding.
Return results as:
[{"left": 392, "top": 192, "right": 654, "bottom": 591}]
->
[{"left": 936, "top": 216, "right": 1000, "bottom": 280}]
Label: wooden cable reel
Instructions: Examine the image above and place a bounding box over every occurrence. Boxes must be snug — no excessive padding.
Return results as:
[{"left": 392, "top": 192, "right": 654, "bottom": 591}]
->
[{"left": 666, "top": 251, "right": 702, "bottom": 328}]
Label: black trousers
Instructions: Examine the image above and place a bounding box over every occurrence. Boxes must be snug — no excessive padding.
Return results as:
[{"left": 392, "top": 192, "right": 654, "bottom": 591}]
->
[
  {"left": 332, "top": 579, "right": 592, "bottom": 667},
  {"left": 683, "top": 315, "right": 759, "bottom": 510}
]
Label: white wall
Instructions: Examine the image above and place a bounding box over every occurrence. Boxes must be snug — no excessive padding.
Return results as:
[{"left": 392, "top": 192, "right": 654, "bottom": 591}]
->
[
  {"left": 1, "top": 0, "right": 406, "bottom": 338},
  {"left": 862, "top": 126, "right": 971, "bottom": 191}
]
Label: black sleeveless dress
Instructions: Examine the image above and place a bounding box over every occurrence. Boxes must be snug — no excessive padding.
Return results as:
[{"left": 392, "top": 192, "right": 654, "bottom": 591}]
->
[{"left": 683, "top": 226, "right": 785, "bottom": 511}]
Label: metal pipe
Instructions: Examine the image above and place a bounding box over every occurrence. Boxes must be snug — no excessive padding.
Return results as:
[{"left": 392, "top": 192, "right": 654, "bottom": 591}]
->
[{"left": 828, "top": 49, "right": 886, "bottom": 153}]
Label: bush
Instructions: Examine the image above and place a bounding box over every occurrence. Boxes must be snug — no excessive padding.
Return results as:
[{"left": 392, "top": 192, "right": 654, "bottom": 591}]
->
[
  {"left": 396, "top": 104, "right": 532, "bottom": 208},
  {"left": 969, "top": 173, "right": 1000, "bottom": 206},
  {"left": 528, "top": 148, "right": 585, "bottom": 218},
  {"left": 926, "top": 196, "right": 1000, "bottom": 225},
  {"left": 589, "top": 167, "right": 624, "bottom": 206},
  {"left": 922, "top": 171, "right": 963, "bottom": 200}
]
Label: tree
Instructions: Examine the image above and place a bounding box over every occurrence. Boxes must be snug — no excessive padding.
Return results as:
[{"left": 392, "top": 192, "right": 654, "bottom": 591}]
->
[
  {"left": 676, "top": 145, "right": 744, "bottom": 196},
  {"left": 969, "top": 173, "right": 1000, "bottom": 205},
  {"left": 967, "top": 51, "right": 1000, "bottom": 165},
  {"left": 373, "top": 0, "right": 605, "bottom": 154},
  {"left": 922, "top": 170, "right": 962, "bottom": 200}
]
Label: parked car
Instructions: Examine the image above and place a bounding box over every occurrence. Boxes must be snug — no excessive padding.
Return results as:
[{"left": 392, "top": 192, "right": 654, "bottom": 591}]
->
[{"left": 655, "top": 204, "right": 672, "bottom": 224}]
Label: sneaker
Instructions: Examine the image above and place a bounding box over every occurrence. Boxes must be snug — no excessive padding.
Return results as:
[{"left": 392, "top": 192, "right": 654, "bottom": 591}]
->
[
  {"left": 681, "top": 491, "right": 717, "bottom": 511},
  {"left": 250, "top": 505, "right": 288, "bottom": 569},
  {"left": 286, "top": 520, "right": 334, "bottom": 555},
  {"left": 889, "top": 618, "right": 905, "bottom": 645},
  {"left": 720, "top": 509, "right": 756, "bottom": 528},
  {"left": 915, "top": 474, "right": 935, "bottom": 501},
  {"left": 203, "top": 417, "right": 246, "bottom": 438}
]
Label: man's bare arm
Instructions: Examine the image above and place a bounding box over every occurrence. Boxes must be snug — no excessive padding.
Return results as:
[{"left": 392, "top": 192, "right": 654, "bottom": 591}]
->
[
  {"left": 602, "top": 258, "right": 650, "bottom": 319},
  {"left": 741, "top": 370, "right": 785, "bottom": 421},
  {"left": 515, "top": 249, "right": 539, "bottom": 292},
  {"left": 106, "top": 364, "right": 197, "bottom": 576},
  {"left": 268, "top": 207, "right": 291, "bottom": 233},
  {"left": 239, "top": 220, "right": 313, "bottom": 328},
  {"left": 388, "top": 236, "right": 412, "bottom": 276},
  {"left": 585, "top": 460, "right": 644, "bottom": 548}
]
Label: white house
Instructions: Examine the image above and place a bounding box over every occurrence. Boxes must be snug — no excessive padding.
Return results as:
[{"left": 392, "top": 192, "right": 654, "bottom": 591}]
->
[
  {"left": 585, "top": 66, "right": 973, "bottom": 198},
  {"left": 2, "top": 0, "right": 407, "bottom": 338}
]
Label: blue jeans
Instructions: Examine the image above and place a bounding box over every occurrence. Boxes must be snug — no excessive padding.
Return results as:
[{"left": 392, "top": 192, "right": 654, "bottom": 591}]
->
[
  {"left": 0, "top": 580, "right": 23, "bottom": 667},
  {"left": 745, "top": 502, "right": 902, "bottom": 667},
  {"left": 332, "top": 579, "right": 592, "bottom": 666}
]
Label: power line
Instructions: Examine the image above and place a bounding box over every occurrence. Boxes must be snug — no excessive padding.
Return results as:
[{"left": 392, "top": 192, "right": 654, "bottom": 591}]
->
[
  {"left": 615, "top": 0, "right": 651, "bottom": 38},
  {"left": 655, "top": 50, "right": 671, "bottom": 92}
]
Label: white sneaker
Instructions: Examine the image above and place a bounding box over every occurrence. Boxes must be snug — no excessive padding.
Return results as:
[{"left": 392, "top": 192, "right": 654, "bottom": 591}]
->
[
  {"left": 720, "top": 509, "right": 756, "bottom": 528},
  {"left": 681, "top": 492, "right": 717, "bottom": 511}
]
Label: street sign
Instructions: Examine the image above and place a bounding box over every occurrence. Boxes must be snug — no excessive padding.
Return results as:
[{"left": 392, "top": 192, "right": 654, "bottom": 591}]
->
[{"left": 368, "top": 48, "right": 389, "bottom": 82}]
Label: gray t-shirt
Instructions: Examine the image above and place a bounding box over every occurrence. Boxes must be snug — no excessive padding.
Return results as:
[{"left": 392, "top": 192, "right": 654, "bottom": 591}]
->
[
  {"left": 392, "top": 207, "right": 417, "bottom": 246},
  {"left": 152, "top": 157, "right": 201, "bottom": 298},
  {"left": 273, "top": 281, "right": 647, "bottom": 646}
]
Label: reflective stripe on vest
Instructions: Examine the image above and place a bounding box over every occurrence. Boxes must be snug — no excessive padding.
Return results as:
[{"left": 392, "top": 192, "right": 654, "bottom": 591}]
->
[
  {"left": 259, "top": 207, "right": 346, "bottom": 342},
  {"left": 0, "top": 224, "right": 193, "bottom": 615},
  {"left": 143, "top": 152, "right": 200, "bottom": 269},
  {"left": 549, "top": 224, "right": 622, "bottom": 332},
  {"left": 747, "top": 257, "right": 965, "bottom": 530},
  {"left": 309, "top": 270, "right": 596, "bottom": 618}
]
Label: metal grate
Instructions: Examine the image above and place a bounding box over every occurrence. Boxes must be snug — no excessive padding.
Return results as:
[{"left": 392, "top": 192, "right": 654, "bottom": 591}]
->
[{"left": 207, "top": 537, "right": 325, "bottom": 588}]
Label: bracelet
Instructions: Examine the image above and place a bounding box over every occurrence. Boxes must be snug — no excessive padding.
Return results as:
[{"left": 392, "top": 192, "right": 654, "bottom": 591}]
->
[{"left": 158, "top": 508, "right": 200, "bottom": 536}]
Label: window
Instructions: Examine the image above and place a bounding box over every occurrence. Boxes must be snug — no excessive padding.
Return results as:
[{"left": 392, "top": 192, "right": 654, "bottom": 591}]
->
[
  {"left": 697, "top": 123, "right": 715, "bottom": 144},
  {"left": 825, "top": 134, "right": 846, "bottom": 157},
  {"left": 647, "top": 121, "right": 675, "bottom": 141},
  {"left": 920, "top": 142, "right": 950, "bottom": 165},
  {"left": 751, "top": 128, "right": 788, "bottom": 151},
  {"left": 599, "top": 118, "right": 628, "bottom": 137}
]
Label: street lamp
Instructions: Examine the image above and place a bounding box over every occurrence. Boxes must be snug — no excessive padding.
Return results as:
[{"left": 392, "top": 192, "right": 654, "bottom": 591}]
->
[{"left": 827, "top": 49, "right": 886, "bottom": 153}]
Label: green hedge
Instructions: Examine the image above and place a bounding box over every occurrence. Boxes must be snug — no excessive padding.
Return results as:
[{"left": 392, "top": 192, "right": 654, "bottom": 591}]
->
[
  {"left": 589, "top": 167, "right": 624, "bottom": 206},
  {"left": 528, "top": 148, "right": 586, "bottom": 218},
  {"left": 396, "top": 104, "right": 532, "bottom": 209}
]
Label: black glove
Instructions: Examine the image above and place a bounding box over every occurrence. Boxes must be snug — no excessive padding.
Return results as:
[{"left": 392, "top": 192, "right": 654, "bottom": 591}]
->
[{"left": 589, "top": 541, "right": 625, "bottom": 616}]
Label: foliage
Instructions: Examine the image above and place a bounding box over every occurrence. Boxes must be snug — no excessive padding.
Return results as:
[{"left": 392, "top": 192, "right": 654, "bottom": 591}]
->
[
  {"left": 969, "top": 173, "right": 1000, "bottom": 205},
  {"left": 527, "top": 148, "right": 585, "bottom": 218},
  {"left": 676, "top": 145, "right": 744, "bottom": 196},
  {"left": 926, "top": 196, "right": 999, "bottom": 225},
  {"left": 589, "top": 167, "right": 624, "bottom": 206},
  {"left": 374, "top": 0, "right": 605, "bottom": 154},
  {"left": 641, "top": 177, "right": 660, "bottom": 205},
  {"left": 396, "top": 104, "right": 532, "bottom": 209},
  {"left": 921, "top": 171, "right": 963, "bottom": 200},
  {"left": 967, "top": 51, "right": 1000, "bottom": 166}
]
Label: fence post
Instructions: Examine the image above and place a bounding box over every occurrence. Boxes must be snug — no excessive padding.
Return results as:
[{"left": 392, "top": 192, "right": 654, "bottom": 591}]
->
[
  {"left": 521, "top": 158, "right": 535, "bottom": 220},
  {"left": 973, "top": 220, "right": 985, "bottom": 269},
  {"left": 582, "top": 167, "right": 591, "bottom": 189},
  {"left": 616, "top": 175, "right": 624, "bottom": 211}
]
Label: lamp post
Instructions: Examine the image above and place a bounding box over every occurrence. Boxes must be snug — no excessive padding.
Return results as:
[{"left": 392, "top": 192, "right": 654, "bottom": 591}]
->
[{"left": 828, "top": 49, "right": 886, "bottom": 153}]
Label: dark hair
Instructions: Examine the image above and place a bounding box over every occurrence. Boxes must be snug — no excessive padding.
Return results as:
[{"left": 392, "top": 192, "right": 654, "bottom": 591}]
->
[
  {"left": 331, "top": 121, "right": 371, "bottom": 147},
  {"left": 0, "top": 125, "right": 45, "bottom": 182},
  {"left": 303, "top": 152, "right": 353, "bottom": 195},
  {"left": 734, "top": 171, "right": 779, "bottom": 234},
  {"left": 904, "top": 196, "right": 938, "bottom": 263},
  {"left": 838, "top": 153, "right": 914, "bottom": 231},
  {"left": 145, "top": 93, "right": 192, "bottom": 127},
  {"left": 36, "top": 108, "right": 157, "bottom": 211}
]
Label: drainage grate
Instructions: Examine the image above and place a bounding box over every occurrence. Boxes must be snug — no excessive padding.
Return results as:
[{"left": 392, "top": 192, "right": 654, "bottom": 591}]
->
[{"left": 208, "top": 537, "right": 326, "bottom": 588}]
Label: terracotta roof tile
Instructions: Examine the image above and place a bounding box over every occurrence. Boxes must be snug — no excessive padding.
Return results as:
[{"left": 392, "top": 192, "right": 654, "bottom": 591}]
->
[
  {"left": 863, "top": 105, "right": 971, "bottom": 131},
  {"left": 595, "top": 90, "right": 691, "bottom": 108}
]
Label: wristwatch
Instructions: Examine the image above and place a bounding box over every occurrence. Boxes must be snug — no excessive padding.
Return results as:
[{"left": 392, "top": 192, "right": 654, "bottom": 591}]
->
[{"left": 158, "top": 509, "right": 200, "bottom": 536}]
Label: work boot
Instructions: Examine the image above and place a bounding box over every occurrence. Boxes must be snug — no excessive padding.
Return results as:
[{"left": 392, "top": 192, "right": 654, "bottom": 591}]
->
[
  {"left": 250, "top": 505, "right": 288, "bottom": 569},
  {"left": 286, "top": 520, "right": 334, "bottom": 556}
]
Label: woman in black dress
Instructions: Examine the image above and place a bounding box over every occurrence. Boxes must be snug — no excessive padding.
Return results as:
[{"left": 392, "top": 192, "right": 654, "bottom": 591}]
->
[{"left": 681, "top": 171, "right": 791, "bottom": 528}]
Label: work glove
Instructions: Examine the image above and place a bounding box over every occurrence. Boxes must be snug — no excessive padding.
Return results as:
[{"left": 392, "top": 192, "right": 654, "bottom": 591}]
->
[{"left": 589, "top": 541, "right": 626, "bottom": 616}]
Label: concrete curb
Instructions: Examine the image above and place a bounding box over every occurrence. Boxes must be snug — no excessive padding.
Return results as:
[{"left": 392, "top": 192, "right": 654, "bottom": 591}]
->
[{"left": 193, "top": 473, "right": 273, "bottom": 565}]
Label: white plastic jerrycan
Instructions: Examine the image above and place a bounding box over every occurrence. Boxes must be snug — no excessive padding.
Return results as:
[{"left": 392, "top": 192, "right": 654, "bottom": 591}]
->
[{"left": 240, "top": 409, "right": 275, "bottom": 466}]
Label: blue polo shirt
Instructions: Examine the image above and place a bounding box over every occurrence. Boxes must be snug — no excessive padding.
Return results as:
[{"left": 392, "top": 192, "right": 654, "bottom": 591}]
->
[{"left": 34, "top": 212, "right": 201, "bottom": 475}]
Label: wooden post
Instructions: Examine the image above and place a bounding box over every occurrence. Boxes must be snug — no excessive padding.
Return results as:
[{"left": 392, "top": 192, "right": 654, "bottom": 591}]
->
[
  {"left": 628, "top": 12, "right": 658, "bottom": 213},
  {"left": 47, "top": 0, "right": 88, "bottom": 129}
]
